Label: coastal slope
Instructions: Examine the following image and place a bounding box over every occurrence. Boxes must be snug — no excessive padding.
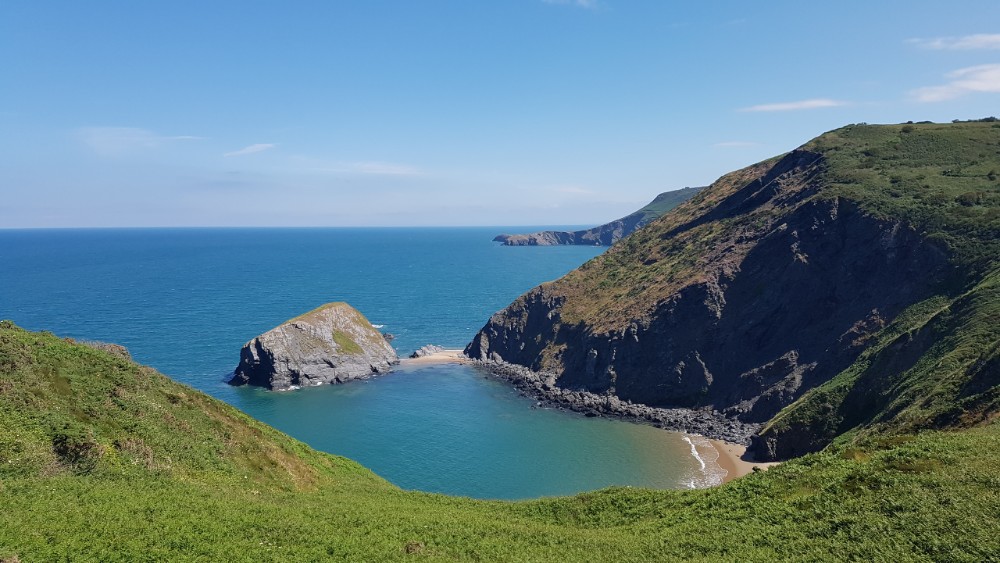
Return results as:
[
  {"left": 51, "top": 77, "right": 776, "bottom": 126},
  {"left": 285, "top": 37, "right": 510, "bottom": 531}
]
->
[
  {"left": 467, "top": 121, "right": 1000, "bottom": 460},
  {"left": 3, "top": 322, "right": 1000, "bottom": 560},
  {"left": 493, "top": 187, "right": 702, "bottom": 246}
]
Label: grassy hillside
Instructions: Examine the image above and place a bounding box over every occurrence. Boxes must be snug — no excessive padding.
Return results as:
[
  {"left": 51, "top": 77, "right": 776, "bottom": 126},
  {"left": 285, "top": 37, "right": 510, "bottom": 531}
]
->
[
  {"left": 494, "top": 187, "right": 702, "bottom": 246},
  {"left": 2, "top": 322, "right": 1000, "bottom": 560},
  {"left": 468, "top": 120, "right": 999, "bottom": 458},
  {"left": 757, "top": 266, "right": 1000, "bottom": 457},
  {"left": 558, "top": 121, "right": 999, "bottom": 330},
  {"left": 631, "top": 187, "right": 704, "bottom": 224}
]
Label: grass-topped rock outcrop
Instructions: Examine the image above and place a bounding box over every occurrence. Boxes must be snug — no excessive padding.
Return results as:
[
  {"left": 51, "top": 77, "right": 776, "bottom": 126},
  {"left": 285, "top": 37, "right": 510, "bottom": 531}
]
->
[
  {"left": 229, "top": 302, "right": 398, "bottom": 390},
  {"left": 468, "top": 121, "right": 1000, "bottom": 460}
]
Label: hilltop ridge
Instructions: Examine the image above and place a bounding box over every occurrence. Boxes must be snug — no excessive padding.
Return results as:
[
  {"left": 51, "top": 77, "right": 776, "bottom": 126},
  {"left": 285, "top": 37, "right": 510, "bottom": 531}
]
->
[{"left": 494, "top": 187, "right": 702, "bottom": 246}]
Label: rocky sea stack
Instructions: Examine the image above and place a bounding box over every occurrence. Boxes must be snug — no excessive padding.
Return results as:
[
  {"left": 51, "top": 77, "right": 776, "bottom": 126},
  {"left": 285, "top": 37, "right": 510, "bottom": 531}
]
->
[{"left": 229, "top": 302, "right": 398, "bottom": 390}]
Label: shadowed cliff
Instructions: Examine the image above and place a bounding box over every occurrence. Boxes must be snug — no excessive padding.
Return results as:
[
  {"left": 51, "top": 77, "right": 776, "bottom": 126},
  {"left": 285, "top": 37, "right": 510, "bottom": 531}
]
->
[{"left": 468, "top": 121, "right": 1000, "bottom": 460}]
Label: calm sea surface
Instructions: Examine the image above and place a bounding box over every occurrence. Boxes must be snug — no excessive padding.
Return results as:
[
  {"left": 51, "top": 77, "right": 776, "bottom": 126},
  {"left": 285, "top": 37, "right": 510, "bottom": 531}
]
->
[{"left": 0, "top": 228, "right": 722, "bottom": 498}]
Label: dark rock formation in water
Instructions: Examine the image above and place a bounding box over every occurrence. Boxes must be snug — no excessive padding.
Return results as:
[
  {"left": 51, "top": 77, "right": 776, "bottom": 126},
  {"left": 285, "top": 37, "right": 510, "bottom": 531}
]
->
[
  {"left": 229, "top": 302, "right": 398, "bottom": 391},
  {"left": 493, "top": 187, "right": 701, "bottom": 246}
]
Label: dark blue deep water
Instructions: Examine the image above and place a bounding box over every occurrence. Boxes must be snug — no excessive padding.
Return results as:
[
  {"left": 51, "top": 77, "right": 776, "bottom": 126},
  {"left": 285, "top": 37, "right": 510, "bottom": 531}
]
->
[{"left": 0, "top": 228, "right": 721, "bottom": 498}]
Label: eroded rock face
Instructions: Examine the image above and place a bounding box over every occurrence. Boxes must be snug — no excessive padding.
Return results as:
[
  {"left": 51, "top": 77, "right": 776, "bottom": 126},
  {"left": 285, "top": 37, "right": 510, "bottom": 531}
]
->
[
  {"left": 467, "top": 150, "right": 952, "bottom": 440},
  {"left": 229, "top": 303, "right": 398, "bottom": 390}
]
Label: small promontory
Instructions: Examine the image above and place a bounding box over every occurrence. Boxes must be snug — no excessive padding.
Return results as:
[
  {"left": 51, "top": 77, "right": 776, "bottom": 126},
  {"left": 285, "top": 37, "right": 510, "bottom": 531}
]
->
[
  {"left": 493, "top": 187, "right": 702, "bottom": 246},
  {"left": 229, "top": 302, "right": 398, "bottom": 390}
]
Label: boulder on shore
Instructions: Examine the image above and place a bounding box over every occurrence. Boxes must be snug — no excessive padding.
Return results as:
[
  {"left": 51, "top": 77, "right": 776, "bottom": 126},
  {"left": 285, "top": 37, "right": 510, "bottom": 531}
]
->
[
  {"left": 229, "top": 302, "right": 398, "bottom": 390},
  {"left": 410, "top": 345, "right": 445, "bottom": 358}
]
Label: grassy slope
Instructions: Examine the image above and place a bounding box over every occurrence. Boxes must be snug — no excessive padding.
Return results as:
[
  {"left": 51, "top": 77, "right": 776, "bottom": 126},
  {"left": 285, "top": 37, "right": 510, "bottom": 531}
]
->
[
  {"left": 2, "top": 322, "right": 1000, "bottom": 561},
  {"left": 556, "top": 121, "right": 999, "bottom": 330},
  {"left": 750, "top": 122, "right": 1000, "bottom": 451},
  {"left": 758, "top": 266, "right": 1000, "bottom": 453},
  {"left": 526, "top": 122, "right": 1000, "bottom": 452},
  {"left": 631, "top": 187, "right": 703, "bottom": 225}
]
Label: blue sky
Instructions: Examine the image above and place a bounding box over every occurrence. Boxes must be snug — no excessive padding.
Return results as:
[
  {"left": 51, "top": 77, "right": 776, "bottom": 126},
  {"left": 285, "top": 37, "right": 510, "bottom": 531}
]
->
[{"left": 2, "top": 1, "right": 999, "bottom": 227}]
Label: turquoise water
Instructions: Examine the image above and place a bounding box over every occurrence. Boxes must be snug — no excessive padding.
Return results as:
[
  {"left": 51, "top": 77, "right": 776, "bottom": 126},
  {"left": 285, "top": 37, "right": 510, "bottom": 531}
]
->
[{"left": 0, "top": 228, "right": 719, "bottom": 498}]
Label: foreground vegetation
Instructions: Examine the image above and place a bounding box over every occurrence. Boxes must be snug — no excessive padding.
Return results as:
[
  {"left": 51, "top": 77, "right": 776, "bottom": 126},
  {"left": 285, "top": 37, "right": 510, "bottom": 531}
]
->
[{"left": 2, "top": 322, "right": 999, "bottom": 561}]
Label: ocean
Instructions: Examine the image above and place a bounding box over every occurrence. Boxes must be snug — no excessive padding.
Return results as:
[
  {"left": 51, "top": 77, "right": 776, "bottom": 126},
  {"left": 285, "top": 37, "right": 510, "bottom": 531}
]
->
[{"left": 0, "top": 227, "right": 725, "bottom": 498}]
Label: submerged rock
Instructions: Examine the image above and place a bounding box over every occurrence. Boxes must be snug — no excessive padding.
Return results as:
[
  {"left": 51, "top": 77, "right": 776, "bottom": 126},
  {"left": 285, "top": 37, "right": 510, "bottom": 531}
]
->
[{"left": 229, "top": 302, "right": 398, "bottom": 391}]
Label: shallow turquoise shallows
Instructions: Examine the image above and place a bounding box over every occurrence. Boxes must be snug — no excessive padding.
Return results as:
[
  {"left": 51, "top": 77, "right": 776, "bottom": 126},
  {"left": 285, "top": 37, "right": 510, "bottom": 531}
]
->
[{"left": 0, "top": 227, "right": 717, "bottom": 499}]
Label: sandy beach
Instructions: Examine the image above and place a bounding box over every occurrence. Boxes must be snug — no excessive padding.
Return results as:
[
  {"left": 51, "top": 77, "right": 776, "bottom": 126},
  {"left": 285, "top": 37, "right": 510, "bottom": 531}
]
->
[
  {"left": 399, "top": 349, "right": 470, "bottom": 366},
  {"left": 710, "top": 439, "right": 781, "bottom": 483}
]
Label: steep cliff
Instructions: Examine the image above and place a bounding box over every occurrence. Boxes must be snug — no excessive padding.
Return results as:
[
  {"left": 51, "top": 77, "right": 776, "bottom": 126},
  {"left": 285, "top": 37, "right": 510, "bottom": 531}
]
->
[
  {"left": 468, "top": 121, "right": 1000, "bottom": 459},
  {"left": 493, "top": 187, "right": 701, "bottom": 246},
  {"left": 229, "top": 302, "right": 398, "bottom": 390}
]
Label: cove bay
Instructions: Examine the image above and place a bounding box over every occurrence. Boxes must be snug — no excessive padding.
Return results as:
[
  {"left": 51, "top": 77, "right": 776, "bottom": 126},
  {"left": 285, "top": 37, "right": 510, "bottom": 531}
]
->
[{"left": 0, "top": 227, "right": 722, "bottom": 498}]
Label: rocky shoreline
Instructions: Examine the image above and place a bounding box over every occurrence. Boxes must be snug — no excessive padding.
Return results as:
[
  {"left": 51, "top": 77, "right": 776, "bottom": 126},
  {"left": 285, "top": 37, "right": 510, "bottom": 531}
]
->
[{"left": 468, "top": 358, "right": 761, "bottom": 445}]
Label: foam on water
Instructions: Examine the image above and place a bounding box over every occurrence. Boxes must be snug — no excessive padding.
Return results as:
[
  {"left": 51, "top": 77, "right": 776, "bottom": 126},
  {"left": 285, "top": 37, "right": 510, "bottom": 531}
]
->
[{"left": 681, "top": 434, "right": 728, "bottom": 488}]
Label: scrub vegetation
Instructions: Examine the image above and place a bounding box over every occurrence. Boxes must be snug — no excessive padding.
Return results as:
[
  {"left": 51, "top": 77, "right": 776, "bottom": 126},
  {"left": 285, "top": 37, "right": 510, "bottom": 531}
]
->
[
  {"left": 2, "top": 322, "right": 999, "bottom": 561},
  {"left": 2, "top": 121, "right": 999, "bottom": 561}
]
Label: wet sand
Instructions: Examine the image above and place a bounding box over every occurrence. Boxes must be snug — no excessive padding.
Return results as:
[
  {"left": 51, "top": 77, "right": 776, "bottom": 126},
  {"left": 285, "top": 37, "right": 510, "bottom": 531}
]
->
[
  {"left": 710, "top": 439, "right": 781, "bottom": 483},
  {"left": 399, "top": 349, "right": 470, "bottom": 366}
]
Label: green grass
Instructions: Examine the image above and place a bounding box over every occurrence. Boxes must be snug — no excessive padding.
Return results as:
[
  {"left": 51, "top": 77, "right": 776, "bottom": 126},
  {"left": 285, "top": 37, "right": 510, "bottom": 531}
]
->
[
  {"left": 555, "top": 122, "right": 999, "bottom": 330},
  {"left": 759, "top": 267, "right": 1000, "bottom": 457},
  {"left": 2, "top": 322, "right": 1000, "bottom": 561},
  {"left": 632, "top": 186, "right": 703, "bottom": 224},
  {"left": 806, "top": 122, "right": 1000, "bottom": 269},
  {"left": 332, "top": 329, "right": 364, "bottom": 354}
]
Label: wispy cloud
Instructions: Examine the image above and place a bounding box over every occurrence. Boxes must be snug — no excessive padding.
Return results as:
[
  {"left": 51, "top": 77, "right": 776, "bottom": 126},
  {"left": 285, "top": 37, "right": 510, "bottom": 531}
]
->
[
  {"left": 224, "top": 143, "right": 276, "bottom": 157},
  {"left": 553, "top": 185, "right": 595, "bottom": 195},
  {"left": 713, "top": 141, "right": 761, "bottom": 148},
  {"left": 348, "top": 161, "right": 421, "bottom": 176},
  {"left": 77, "top": 127, "right": 202, "bottom": 157},
  {"left": 740, "top": 98, "right": 848, "bottom": 112},
  {"left": 542, "top": 0, "right": 598, "bottom": 9},
  {"left": 908, "top": 34, "right": 1000, "bottom": 50},
  {"left": 910, "top": 63, "right": 1000, "bottom": 102},
  {"left": 295, "top": 157, "right": 423, "bottom": 177}
]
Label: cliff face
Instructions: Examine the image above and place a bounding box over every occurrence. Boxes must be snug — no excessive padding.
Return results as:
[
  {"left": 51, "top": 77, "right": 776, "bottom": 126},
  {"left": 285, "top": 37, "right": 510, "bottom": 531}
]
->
[
  {"left": 230, "top": 302, "right": 398, "bottom": 390},
  {"left": 468, "top": 122, "right": 1000, "bottom": 460},
  {"left": 493, "top": 187, "right": 701, "bottom": 246}
]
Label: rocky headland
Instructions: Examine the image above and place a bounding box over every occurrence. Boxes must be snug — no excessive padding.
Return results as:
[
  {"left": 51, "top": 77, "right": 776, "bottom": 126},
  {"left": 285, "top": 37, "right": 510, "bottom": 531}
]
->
[
  {"left": 229, "top": 302, "right": 398, "bottom": 390},
  {"left": 493, "top": 187, "right": 701, "bottom": 246},
  {"left": 469, "top": 122, "right": 1000, "bottom": 461}
]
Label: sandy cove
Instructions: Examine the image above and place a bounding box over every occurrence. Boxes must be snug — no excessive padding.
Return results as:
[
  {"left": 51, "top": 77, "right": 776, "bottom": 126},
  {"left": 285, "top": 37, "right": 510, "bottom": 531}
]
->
[
  {"left": 399, "top": 351, "right": 778, "bottom": 485},
  {"left": 711, "top": 439, "right": 781, "bottom": 483}
]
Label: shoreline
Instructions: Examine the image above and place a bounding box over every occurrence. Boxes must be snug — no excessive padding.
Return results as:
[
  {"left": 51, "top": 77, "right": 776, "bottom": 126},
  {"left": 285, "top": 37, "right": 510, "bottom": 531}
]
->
[
  {"left": 710, "top": 439, "right": 781, "bottom": 483},
  {"left": 398, "top": 349, "right": 470, "bottom": 366},
  {"left": 468, "top": 358, "right": 761, "bottom": 445},
  {"left": 404, "top": 354, "right": 777, "bottom": 486}
]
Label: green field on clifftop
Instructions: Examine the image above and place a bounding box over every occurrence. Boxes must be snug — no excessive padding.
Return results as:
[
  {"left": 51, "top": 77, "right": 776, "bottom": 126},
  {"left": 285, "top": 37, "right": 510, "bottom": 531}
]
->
[{"left": 2, "top": 322, "right": 999, "bottom": 561}]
